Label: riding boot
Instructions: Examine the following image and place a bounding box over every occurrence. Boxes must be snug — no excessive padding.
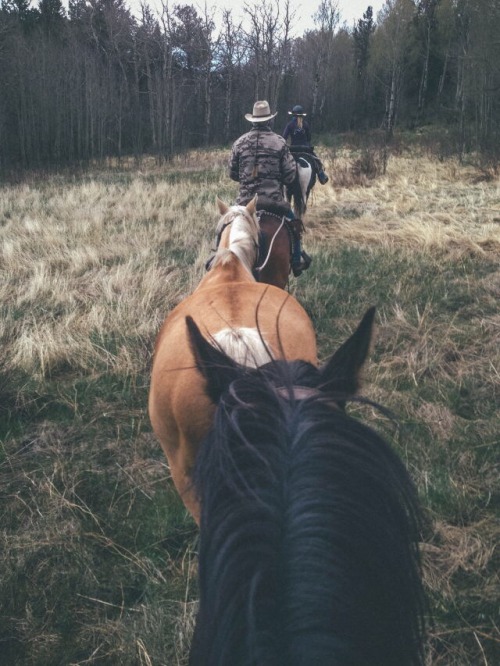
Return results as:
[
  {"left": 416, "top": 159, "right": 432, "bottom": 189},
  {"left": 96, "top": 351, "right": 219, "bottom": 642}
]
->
[
  {"left": 291, "top": 225, "right": 312, "bottom": 277},
  {"left": 301, "top": 249, "right": 312, "bottom": 269},
  {"left": 318, "top": 170, "right": 329, "bottom": 185}
]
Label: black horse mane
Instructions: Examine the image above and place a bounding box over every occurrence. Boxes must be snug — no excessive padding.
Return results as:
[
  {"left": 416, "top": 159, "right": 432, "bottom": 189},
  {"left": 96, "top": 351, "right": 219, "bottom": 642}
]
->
[{"left": 189, "top": 358, "right": 426, "bottom": 666}]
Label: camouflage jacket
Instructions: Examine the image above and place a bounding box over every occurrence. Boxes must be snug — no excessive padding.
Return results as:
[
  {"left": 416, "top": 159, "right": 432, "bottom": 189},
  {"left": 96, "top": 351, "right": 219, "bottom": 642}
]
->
[{"left": 228, "top": 125, "right": 297, "bottom": 210}]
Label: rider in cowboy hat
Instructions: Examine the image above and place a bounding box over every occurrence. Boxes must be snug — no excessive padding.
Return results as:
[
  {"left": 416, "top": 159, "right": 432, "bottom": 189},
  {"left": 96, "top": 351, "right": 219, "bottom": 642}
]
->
[
  {"left": 228, "top": 100, "right": 312, "bottom": 276},
  {"left": 283, "top": 104, "right": 329, "bottom": 184}
]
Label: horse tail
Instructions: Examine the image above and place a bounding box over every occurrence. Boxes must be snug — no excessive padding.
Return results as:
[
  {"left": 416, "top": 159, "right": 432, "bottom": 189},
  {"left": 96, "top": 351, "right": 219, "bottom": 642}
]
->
[{"left": 189, "top": 374, "right": 426, "bottom": 666}]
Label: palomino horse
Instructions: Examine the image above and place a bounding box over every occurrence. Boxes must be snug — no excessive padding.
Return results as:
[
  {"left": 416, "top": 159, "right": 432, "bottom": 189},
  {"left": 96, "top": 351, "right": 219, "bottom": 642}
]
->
[
  {"left": 148, "top": 197, "right": 317, "bottom": 523},
  {"left": 187, "top": 307, "right": 427, "bottom": 666},
  {"left": 286, "top": 147, "right": 317, "bottom": 217}
]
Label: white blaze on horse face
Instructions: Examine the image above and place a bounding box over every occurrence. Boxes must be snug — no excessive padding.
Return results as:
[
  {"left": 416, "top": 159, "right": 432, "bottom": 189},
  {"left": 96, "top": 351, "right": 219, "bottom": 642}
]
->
[{"left": 213, "top": 327, "right": 274, "bottom": 368}]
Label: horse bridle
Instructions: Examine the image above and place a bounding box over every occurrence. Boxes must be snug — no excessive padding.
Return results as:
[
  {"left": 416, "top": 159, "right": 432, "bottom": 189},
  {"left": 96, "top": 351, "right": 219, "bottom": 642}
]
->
[
  {"left": 213, "top": 212, "right": 291, "bottom": 278},
  {"left": 275, "top": 385, "right": 344, "bottom": 411},
  {"left": 212, "top": 214, "right": 260, "bottom": 256},
  {"left": 213, "top": 219, "right": 234, "bottom": 249},
  {"left": 276, "top": 385, "right": 320, "bottom": 400}
]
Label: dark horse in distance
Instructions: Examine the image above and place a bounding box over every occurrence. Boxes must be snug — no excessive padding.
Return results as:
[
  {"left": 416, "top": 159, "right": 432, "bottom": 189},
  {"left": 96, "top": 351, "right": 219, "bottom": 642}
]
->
[{"left": 187, "top": 307, "right": 427, "bottom": 666}]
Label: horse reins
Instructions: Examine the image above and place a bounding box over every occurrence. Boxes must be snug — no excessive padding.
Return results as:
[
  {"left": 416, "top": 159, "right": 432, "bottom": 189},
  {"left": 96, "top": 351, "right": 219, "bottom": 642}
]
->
[{"left": 254, "top": 216, "right": 285, "bottom": 274}]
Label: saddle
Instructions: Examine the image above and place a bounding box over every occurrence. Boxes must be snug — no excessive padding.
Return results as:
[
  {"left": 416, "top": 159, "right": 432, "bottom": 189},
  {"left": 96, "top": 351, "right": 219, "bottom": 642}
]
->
[
  {"left": 256, "top": 209, "right": 303, "bottom": 238},
  {"left": 290, "top": 144, "right": 315, "bottom": 155},
  {"left": 290, "top": 145, "right": 320, "bottom": 177}
]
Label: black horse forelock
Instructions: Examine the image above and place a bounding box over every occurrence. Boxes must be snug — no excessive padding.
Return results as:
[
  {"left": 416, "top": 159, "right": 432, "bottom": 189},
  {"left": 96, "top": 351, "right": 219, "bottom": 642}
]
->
[{"left": 189, "top": 359, "right": 427, "bottom": 666}]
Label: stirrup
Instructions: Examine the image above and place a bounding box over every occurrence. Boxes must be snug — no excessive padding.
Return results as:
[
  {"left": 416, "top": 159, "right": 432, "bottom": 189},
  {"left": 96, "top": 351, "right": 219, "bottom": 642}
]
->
[{"left": 318, "top": 171, "right": 329, "bottom": 185}]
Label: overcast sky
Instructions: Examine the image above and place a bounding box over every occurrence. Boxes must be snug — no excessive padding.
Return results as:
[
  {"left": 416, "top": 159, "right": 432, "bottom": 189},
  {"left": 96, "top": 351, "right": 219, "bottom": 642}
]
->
[
  {"left": 195, "top": 1, "right": 385, "bottom": 33},
  {"left": 129, "top": 1, "right": 386, "bottom": 35}
]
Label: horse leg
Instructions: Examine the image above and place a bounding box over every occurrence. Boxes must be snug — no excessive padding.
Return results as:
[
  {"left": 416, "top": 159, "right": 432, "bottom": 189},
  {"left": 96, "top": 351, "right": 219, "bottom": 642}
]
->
[{"left": 168, "top": 454, "right": 201, "bottom": 524}]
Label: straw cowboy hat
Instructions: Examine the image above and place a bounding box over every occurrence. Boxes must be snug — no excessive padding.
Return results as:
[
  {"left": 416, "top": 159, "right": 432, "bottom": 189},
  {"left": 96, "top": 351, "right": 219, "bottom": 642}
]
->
[{"left": 245, "top": 100, "right": 278, "bottom": 123}]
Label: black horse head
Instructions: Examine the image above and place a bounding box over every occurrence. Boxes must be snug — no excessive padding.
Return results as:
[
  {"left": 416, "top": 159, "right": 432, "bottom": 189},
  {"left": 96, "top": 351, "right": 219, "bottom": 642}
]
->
[{"left": 186, "top": 308, "right": 427, "bottom": 666}]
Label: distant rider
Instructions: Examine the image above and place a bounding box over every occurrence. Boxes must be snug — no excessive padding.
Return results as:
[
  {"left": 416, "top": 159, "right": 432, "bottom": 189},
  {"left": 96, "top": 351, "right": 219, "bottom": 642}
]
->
[
  {"left": 283, "top": 104, "right": 329, "bottom": 184},
  {"left": 228, "top": 100, "right": 311, "bottom": 276}
]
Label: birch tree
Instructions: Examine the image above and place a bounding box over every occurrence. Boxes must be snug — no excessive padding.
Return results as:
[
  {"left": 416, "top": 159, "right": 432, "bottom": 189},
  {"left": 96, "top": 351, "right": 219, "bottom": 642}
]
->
[{"left": 373, "top": 0, "right": 415, "bottom": 138}]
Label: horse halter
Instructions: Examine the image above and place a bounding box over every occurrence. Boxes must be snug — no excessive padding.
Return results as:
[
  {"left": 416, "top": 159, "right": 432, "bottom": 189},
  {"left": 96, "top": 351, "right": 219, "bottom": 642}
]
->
[
  {"left": 276, "top": 385, "right": 320, "bottom": 400},
  {"left": 275, "top": 385, "right": 344, "bottom": 411},
  {"left": 213, "top": 220, "right": 232, "bottom": 249}
]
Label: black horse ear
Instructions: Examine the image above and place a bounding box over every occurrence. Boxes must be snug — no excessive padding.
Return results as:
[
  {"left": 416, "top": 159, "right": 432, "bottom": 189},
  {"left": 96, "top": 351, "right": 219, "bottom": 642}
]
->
[
  {"left": 319, "top": 307, "right": 376, "bottom": 397},
  {"left": 186, "top": 316, "right": 241, "bottom": 404}
]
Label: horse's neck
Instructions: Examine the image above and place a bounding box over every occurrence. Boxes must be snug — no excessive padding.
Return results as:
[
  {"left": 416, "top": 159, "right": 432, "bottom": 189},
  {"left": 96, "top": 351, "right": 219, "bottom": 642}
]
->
[
  {"left": 197, "top": 251, "right": 254, "bottom": 290},
  {"left": 225, "top": 217, "right": 258, "bottom": 272}
]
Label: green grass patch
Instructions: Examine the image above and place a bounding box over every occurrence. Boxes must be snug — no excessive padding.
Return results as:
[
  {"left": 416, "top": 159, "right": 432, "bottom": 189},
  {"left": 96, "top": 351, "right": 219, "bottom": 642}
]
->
[{"left": 1, "top": 155, "right": 498, "bottom": 664}]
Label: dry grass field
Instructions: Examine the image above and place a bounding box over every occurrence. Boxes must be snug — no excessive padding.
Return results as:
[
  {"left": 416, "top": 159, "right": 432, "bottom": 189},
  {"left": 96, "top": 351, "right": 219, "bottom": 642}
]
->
[{"left": 1, "top": 142, "right": 499, "bottom": 665}]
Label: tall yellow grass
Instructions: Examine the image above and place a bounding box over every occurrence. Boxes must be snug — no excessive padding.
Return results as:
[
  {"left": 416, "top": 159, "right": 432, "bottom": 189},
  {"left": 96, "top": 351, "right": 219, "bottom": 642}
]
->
[
  {"left": 1, "top": 147, "right": 499, "bottom": 664},
  {"left": 308, "top": 150, "right": 500, "bottom": 256}
]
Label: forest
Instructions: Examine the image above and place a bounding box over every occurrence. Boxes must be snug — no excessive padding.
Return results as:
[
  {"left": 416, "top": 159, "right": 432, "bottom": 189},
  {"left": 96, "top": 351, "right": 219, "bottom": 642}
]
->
[{"left": 1, "top": 0, "right": 499, "bottom": 170}]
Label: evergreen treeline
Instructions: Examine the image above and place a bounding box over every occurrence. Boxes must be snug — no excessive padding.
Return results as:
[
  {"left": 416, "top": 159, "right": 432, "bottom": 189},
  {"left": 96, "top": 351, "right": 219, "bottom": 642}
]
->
[{"left": 1, "top": 0, "right": 499, "bottom": 169}]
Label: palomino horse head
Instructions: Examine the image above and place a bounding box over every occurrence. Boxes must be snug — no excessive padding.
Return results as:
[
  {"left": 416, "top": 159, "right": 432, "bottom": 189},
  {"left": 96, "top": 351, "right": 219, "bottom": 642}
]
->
[
  {"left": 187, "top": 307, "right": 427, "bottom": 666},
  {"left": 209, "top": 198, "right": 294, "bottom": 290},
  {"left": 148, "top": 196, "right": 317, "bottom": 522},
  {"left": 211, "top": 196, "right": 260, "bottom": 275}
]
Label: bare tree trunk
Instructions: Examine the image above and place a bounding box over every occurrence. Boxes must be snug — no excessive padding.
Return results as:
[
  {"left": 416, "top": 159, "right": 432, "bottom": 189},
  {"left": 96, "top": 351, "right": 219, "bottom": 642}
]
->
[
  {"left": 204, "top": 71, "right": 212, "bottom": 145},
  {"left": 132, "top": 34, "right": 142, "bottom": 160},
  {"left": 144, "top": 46, "right": 157, "bottom": 152},
  {"left": 160, "top": 2, "right": 174, "bottom": 160},
  {"left": 386, "top": 62, "right": 400, "bottom": 139},
  {"left": 417, "top": 21, "right": 431, "bottom": 120},
  {"left": 220, "top": 10, "right": 238, "bottom": 143},
  {"left": 244, "top": 1, "right": 291, "bottom": 108},
  {"left": 310, "top": 0, "right": 338, "bottom": 127},
  {"left": 437, "top": 49, "right": 449, "bottom": 98},
  {"left": 224, "top": 67, "right": 233, "bottom": 143}
]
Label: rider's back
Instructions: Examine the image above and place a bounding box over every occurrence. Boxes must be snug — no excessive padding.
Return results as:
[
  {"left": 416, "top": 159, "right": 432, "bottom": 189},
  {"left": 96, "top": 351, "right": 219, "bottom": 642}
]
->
[{"left": 229, "top": 126, "right": 296, "bottom": 209}]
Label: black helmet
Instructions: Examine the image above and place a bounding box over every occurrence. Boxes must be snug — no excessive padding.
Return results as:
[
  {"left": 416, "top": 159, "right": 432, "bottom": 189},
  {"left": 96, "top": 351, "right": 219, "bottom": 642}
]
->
[{"left": 289, "top": 104, "right": 306, "bottom": 116}]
